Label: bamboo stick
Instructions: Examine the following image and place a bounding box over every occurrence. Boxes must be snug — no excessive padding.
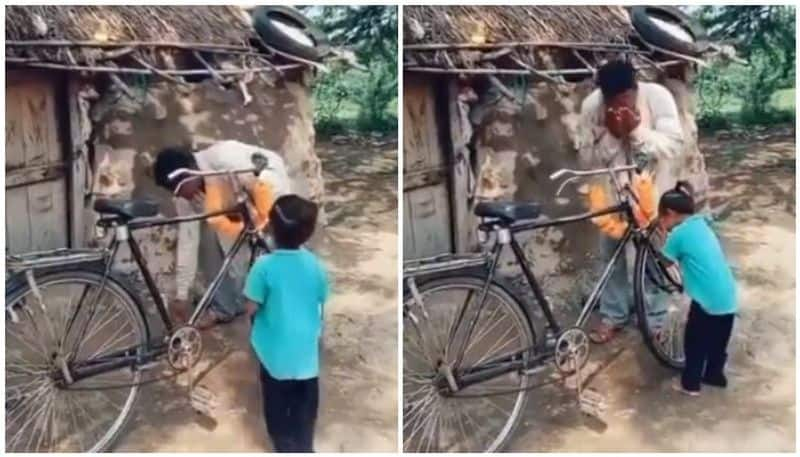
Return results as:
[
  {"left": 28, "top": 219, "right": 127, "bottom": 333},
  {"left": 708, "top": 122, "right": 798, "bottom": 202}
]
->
[
  {"left": 6, "top": 39, "right": 252, "bottom": 52},
  {"left": 132, "top": 55, "right": 187, "bottom": 85},
  {"left": 6, "top": 58, "right": 303, "bottom": 75},
  {"left": 404, "top": 40, "right": 637, "bottom": 51},
  {"left": 404, "top": 59, "right": 685, "bottom": 77}
]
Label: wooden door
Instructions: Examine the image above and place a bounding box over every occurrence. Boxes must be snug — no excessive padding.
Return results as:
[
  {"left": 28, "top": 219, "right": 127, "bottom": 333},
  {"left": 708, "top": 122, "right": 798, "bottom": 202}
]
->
[
  {"left": 5, "top": 71, "right": 69, "bottom": 254},
  {"left": 403, "top": 75, "right": 452, "bottom": 259}
]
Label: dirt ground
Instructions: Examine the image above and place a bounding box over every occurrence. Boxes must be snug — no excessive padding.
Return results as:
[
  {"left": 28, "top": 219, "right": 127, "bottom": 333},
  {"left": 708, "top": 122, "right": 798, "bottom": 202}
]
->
[
  {"left": 510, "top": 126, "right": 796, "bottom": 452},
  {"left": 115, "top": 140, "right": 398, "bottom": 452}
]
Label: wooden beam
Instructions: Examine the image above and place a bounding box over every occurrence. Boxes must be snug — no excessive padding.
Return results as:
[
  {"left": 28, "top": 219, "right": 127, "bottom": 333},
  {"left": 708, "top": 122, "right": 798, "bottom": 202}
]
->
[
  {"left": 66, "top": 78, "right": 87, "bottom": 248},
  {"left": 6, "top": 58, "right": 304, "bottom": 75},
  {"left": 6, "top": 163, "right": 67, "bottom": 188},
  {"left": 447, "top": 81, "right": 474, "bottom": 253},
  {"left": 404, "top": 166, "right": 448, "bottom": 191},
  {"left": 404, "top": 41, "right": 636, "bottom": 51}
]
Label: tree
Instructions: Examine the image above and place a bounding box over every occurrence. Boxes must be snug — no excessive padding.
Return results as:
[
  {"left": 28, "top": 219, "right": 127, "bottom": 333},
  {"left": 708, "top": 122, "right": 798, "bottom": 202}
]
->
[
  {"left": 697, "top": 6, "right": 795, "bottom": 80},
  {"left": 694, "top": 6, "right": 795, "bottom": 120},
  {"left": 303, "top": 6, "right": 398, "bottom": 134}
]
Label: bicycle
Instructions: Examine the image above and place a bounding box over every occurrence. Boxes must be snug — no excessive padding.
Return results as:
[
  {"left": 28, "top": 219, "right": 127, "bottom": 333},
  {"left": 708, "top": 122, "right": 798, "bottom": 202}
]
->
[
  {"left": 402, "top": 162, "right": 686, "bottom": 452},
  {"left": 5, "top": 158, "right": 272, "bottom": 452}
]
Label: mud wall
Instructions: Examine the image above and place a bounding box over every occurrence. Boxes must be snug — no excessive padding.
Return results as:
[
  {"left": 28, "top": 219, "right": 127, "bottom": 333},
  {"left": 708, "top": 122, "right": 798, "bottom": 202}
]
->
[
  {"left": 471, "top": 78, "right": 709, "bottom": 305},
  {"left": 86, "top": 76, "right": 321, "bottom": 297}
]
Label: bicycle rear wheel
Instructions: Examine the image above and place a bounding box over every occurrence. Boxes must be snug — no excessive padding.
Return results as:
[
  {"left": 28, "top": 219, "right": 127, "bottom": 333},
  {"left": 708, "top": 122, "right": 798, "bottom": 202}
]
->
[
  {"left": 634, "top": 235, "right": 690, "bottom": 369},
  {"left": 5, "top": 268, "right": 148, "bottom": 452},
  {"left": 404, "top": 275, "right": 535, "bottom": 452}
]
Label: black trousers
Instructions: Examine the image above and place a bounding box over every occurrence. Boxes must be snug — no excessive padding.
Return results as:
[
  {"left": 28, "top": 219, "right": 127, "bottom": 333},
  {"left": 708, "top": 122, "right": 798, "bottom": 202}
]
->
[
  {"left": 259, "top": 365, "right": 319, "bottom": 452},
  {"left": 682, "top": 301, "right": 735, "bottom": 391}
]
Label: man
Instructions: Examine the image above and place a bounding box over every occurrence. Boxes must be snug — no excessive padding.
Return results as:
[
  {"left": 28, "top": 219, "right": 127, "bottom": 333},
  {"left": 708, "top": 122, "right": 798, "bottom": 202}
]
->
[
  {"left": 576, "top": 59, "right": 685, "bottom": 343},
  {"left": 153, "top": 140, "right": 292, "bottom": 329}
]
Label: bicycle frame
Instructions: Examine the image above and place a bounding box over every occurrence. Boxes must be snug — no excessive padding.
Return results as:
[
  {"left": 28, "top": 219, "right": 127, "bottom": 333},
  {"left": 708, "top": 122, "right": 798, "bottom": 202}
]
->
[
  {"left": 420, "top": 200, "right": 652, "bottom": 392},
  {"left": 61, "top": 201, "right": 269, "bottom": 384}
]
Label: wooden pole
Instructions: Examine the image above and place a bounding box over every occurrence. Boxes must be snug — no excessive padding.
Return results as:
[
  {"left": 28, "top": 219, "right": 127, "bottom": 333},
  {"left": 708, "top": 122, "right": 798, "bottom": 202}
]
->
[
  {"left": 6, "top": 58, "right": 304, "bottom": 75},
  {"left": 404, "top": 40, "right": 636, "bottom": 51},
  {"left": 6, "top": 39, "right": 252, "bottom": 52}
]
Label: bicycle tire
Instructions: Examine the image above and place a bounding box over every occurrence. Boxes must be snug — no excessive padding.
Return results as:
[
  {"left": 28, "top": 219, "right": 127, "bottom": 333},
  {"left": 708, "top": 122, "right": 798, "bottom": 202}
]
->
[
  {"left": 5, "top": 266, "right": 148, "bottom": 452},
  {"left": 403, "top": 273, "right": 535, "bottom": 452},
  {"left": 633, "top": 238, "right": 687, "bottom": 370}
]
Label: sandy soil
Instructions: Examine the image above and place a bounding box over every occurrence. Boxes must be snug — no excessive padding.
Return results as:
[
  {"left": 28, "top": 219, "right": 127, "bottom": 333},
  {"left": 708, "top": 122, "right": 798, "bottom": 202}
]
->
[
  {"left": 509, "top": 127, "right": 796, "bottom": 452},
  {"left": 115, "top": 140, "right": 398, "bottom": 452}
]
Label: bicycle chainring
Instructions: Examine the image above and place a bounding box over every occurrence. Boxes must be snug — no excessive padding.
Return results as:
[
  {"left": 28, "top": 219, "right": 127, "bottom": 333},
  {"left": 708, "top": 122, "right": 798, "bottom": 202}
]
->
[
  {"left": 554, "top": 327, "right": 590, "bottom": 374},
  {"left": 168, "top": 326, "right": 203, "bottom": 371}
]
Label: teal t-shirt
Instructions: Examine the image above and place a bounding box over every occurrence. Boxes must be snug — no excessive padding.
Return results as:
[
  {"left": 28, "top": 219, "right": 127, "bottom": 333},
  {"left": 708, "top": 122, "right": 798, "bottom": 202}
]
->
[
  {"left": 244, "top": 249, "right": 329, "bottom": 380},
  {"left": 662, "top": 214, "right": 737, "bottom": 315}
]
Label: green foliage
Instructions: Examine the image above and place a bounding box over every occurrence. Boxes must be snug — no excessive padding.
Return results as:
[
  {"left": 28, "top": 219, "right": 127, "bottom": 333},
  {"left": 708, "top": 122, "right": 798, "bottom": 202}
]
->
[
  {"left": 304, "top": 6, "right": 398, "bottom": 137},
  {"left": 693, "top": 6, "right": 796, "bottom": 130}
]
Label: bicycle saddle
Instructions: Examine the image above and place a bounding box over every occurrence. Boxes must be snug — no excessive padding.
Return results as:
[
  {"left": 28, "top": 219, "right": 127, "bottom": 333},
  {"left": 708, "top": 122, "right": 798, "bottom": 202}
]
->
[
  {"left": 474, "top": 201, "right": 541, "bottom": 222},
  {"left": 94, "top": 198, "right": 160, "bottom": 219}
]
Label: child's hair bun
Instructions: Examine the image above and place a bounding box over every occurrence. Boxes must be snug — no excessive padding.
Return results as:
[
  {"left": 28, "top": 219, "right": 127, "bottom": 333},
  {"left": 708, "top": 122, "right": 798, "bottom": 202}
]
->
[{"left": 674, "top": 180, "right": 694, "bottom": 197}]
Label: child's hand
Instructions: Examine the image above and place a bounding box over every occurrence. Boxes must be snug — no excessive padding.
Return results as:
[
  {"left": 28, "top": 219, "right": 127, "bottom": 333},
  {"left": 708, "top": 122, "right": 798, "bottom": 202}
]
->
[{"left": 245, "top": 300, "right": 258, "bottom": 318}]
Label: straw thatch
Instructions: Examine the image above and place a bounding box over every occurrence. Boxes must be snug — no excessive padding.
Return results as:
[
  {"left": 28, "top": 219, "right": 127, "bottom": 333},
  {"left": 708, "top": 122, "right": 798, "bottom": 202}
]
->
[
  {"left": 4, "top": 5, "right": 300, "bottom": 78},
  {"left": 6, "top": 6, "right": 253, "bottom": 46},
  {"left": 404, "top": 6, "right": 643, "bottom": 76},
  {"left": 404, "top": 6, "right": 632, "bottom": 45}
]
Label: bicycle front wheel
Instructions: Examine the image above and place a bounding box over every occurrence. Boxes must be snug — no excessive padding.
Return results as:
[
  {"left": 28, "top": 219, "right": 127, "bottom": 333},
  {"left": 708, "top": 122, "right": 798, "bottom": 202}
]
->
[
  {"left": 5, "top": 268, "right": 148, "bottom": 452},
  {"left": 404, "top": 275, "right": 535, "bottom": 452},
  {"left": 634, "top": 235, "right": 690, "bottom": 369}
]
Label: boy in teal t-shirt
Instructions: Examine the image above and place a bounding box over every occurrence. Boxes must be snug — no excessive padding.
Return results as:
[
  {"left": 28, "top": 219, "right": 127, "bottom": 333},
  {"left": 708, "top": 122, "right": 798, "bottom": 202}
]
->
[
  {"left": 244, "top": 195, "right": 329, "bottom": 452},
  {"left": 658, "top": 182, "right": 737, "bottom": 396}
]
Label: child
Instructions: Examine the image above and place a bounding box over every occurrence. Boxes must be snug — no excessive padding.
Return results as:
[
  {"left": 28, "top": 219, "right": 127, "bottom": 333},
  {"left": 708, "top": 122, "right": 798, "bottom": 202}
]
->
[
  {"left": 244, "top": 194, "right": 329, "bottom": 452},
  {"left": 658, "top": 182, "right": 737, "bottom": 396}
]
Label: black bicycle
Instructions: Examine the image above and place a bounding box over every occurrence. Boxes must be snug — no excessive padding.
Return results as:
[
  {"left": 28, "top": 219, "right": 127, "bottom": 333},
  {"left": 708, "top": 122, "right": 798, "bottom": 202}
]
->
[
  {"left": 5, "top": 160, "right": 272, "bottom": 452},
  {"left": 403, "top": 163, "right": 687, "bottom": 452}
]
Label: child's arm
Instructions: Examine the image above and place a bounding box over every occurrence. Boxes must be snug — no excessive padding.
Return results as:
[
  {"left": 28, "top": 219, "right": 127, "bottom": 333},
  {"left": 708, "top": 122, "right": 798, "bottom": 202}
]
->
[
  {"left": 245, "top": 300, "right": 260, "bottom": 319},
  {"left": 243, "top": 258, "right": 268, "bottom": 320}
]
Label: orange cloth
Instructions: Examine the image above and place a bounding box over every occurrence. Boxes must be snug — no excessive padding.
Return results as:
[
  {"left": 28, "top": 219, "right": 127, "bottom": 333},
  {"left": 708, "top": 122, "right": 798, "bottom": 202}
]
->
[
  {"left": 205, "top": 180, "right": 275, "bottom": 236},
  {"left": 631, "top": 171, "right": 657, "bottom": 228},
  {"left": 587, "top": 172, "right": 658, "bottom": 238},
  {"left": 587, "top": 184, "right": 628, "bottom": 239}
]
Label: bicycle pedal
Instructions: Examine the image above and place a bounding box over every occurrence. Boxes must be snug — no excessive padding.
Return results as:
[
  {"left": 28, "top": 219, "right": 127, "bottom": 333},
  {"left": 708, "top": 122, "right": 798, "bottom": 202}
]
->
[{"left": 190, "top": 385, "right": 220, "bottom": 416}]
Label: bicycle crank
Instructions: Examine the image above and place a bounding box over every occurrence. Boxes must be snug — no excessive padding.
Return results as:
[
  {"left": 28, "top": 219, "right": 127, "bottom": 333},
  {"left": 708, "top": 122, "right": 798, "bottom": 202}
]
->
[
  {"left": 168, "top": 325, "right": 203, "bottom": 371},
  {"left": 554, "top": 327, "right": 590, "bottom": 374}
]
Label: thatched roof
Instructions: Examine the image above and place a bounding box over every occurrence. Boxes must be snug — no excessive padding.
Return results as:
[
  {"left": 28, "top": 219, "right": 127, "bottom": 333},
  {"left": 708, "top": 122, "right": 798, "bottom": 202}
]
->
[
  {"left": 5, "top": 6, "right": 305, "bottom": 80},
  {"left": 404, "top": 6, "right": 633, "bottom": 45},
  {"left": 402, "top": 6, "right": 706, "bottom": 82},
  {"left": 6, "top": 6, "right": 253, "bottom": 46}
]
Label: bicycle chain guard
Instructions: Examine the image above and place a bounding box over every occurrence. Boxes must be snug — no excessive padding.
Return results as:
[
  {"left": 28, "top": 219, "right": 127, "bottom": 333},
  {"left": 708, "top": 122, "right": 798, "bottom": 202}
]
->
[{"left": 167, "top": 325, "right": 203, "bottom": 371}]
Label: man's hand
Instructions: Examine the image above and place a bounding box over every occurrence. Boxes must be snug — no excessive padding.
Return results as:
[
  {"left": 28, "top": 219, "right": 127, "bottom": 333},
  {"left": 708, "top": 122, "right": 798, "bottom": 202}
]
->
[{"left": 605, "top": 90, "right": 641, "bottom": 139}]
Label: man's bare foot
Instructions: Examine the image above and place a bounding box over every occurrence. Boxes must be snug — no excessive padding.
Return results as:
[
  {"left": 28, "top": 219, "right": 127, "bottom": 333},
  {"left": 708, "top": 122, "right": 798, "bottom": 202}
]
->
[{"left": 589, "top": 321, "right": 622, "bottom": 344}]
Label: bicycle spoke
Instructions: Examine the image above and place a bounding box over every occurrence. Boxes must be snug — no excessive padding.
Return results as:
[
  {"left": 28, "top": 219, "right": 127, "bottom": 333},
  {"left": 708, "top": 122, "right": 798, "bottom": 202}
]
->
[{"left": 461, "top": 299, "right": 505, "bottom": 357}]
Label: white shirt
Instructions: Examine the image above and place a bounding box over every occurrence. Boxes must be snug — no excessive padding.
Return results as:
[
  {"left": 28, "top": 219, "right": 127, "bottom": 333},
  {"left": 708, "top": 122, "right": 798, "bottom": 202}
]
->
[
  {"left": 174, "top": 140, "right": 291, "bottom": 301},
  {"left": 577, "top": 82, "right": 685, "bottom": 196}
]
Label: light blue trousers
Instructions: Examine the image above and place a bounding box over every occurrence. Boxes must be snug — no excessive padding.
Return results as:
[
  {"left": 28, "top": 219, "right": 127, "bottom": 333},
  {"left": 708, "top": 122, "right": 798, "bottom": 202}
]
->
[{"left": 598, "top": 235, "right": 666, "bottom": 328}]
